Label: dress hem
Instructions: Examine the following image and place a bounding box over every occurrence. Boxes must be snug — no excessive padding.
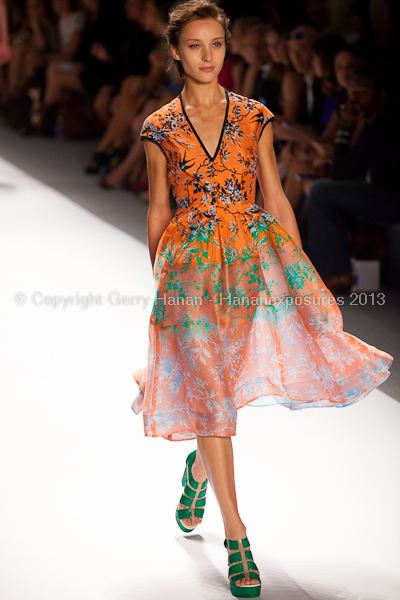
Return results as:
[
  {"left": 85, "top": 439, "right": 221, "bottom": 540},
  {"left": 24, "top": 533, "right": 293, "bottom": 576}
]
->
[{"left": 133, "top": 367, "right": 391, "bottom": 441}]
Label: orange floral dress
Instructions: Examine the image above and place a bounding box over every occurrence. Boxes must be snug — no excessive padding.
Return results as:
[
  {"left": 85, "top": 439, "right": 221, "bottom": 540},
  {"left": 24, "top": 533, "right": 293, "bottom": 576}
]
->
[{"left": 131, "top": 88, "right": 393, "bottom": 442}]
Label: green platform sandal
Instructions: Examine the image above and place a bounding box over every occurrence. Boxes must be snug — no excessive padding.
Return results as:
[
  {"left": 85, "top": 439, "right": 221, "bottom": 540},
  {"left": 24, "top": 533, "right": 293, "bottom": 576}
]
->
[
  {"left": 224, "top": 537, "right": 261, "bottom": 597},
  {"left": 175, "top": 449, "right": 208, "bottom": 533}
]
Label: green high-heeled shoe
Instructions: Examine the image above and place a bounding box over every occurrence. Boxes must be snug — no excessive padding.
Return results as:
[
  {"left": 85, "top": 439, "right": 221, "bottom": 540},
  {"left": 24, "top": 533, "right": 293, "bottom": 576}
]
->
[
  {"left": 175, "top": 449, "right": 208, "bottom": 533},
  {"left": 224, "top": 536, "right": 261, "bottom": 597}
]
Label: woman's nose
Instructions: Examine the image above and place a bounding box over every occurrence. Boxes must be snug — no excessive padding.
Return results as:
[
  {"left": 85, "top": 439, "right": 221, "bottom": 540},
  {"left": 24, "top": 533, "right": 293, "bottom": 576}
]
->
[{"left": 202, "top": 47, "right": 213, "bottom": 62}]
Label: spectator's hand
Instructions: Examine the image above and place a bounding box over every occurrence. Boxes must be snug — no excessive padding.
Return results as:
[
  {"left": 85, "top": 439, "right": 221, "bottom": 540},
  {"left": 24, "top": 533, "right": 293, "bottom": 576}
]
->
[
  {"left": 311, "top": 141, "right": 333, "bottom": 158},
  {"left": 0, "top": 41, "right": 12, "bottom": 65},
  {"left": 90, "top": 42, "right": 112, "bottom": 64},
  {"left": 149, "top": 50, "right": 168, "bottom": 69}
]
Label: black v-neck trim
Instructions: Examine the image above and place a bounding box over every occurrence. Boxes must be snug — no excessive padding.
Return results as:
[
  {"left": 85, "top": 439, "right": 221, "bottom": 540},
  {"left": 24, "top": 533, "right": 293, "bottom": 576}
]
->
[{"left": 179, "top": 87, "right": 229, "bottom": 162}]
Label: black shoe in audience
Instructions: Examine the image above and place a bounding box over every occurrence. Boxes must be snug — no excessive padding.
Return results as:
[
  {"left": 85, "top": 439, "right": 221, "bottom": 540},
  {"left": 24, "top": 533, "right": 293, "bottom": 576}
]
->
[{"left": 85, "top": 151, "right": 110, "bottom": 175}]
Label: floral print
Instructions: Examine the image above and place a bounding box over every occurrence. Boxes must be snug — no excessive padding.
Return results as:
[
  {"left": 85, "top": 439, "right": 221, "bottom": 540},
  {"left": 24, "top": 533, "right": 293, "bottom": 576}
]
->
[{"left": 131, "top": 88, "right": 393, "bottom": 442}]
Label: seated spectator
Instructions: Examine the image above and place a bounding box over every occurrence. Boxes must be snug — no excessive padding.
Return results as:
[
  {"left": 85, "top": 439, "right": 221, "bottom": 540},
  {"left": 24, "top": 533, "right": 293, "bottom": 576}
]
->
[
  {"left": 273, "top": 24, "right": 326, "bottom": 139},
  {"left": 6, "top": 0, "right": 59, "bottom": 98},
  {"left": 271, "top": 25, "right": 326, "bottom": 208},
  {"left": 99, "top": 69, "right": 182, "bottom": 190},
  {"left": 306, "top": 64, "right": 400, "bottom": 292},
  {"left": 50, "top": 0, "right": 85, "bottom": 62},
  {"left": 84, "top": 0, "right": 169, "bottom": 175},
  {"left": 254, "top": 21, "right": 304, "bottom": 120},
  {"left": 279, "top": 33, "right": 347, "bottom": 210},
  {"left": 0, "top": 0, "right": 11, "bottom": 65},
  {"left": 294, "top": 44, "right": 359, "bottom": 204},
  {"left": 318, "top": 44, "right": 359, "bottom": 145},
  {"left": 228, "top": 16, "right": 268, "bottom": 97},
  {"left": 89, "top": 0, "right": 156, "bottom": 126},
  {"left": 312, "top": 33, "right": 347, "bottom": 132},
  {"left": 41, "top": 0, "right": 105, "bottom": 107},
  {"left": 0, "top": 0, "right": 11, "bottom": 100}
]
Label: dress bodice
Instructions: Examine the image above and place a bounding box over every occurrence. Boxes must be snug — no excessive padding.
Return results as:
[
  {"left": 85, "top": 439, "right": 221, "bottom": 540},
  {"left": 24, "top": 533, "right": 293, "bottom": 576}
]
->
[
  {"left": 140, "top": 89, "right": 275, "bottom": 212},
  {"left": 139, "top": 89, "right": 275, "bottom": 266}
]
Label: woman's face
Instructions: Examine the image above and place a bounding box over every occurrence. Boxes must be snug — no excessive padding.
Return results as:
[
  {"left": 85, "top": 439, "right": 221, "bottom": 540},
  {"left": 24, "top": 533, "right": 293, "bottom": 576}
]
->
[
  {"left": 334, "top": 50, "right": 357, "bottom": 89},
  {"left": 265, "top": 30, "right": 287, "bottom": 64},
  {"left": 241, "top": 29, "right": 267, "bottom": 65},
  {"left": 172, "top": 18, "right": 226, "bottom": 82}
]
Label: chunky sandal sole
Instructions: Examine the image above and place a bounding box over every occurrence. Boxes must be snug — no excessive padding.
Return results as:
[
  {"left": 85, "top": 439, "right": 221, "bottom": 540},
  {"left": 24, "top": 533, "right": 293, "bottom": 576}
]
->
[
  {"left": 224, "top": 537, "right": 261, "bottom": 597},
  {"left": 175, "top": 449, "right": 208, "bottom": 533}
]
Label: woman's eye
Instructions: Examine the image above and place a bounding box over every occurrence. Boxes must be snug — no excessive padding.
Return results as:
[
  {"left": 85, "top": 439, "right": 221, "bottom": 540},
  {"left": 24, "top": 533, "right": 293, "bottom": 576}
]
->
[{"left": 188, "top": 42, "right": 222, "bottom": 48}]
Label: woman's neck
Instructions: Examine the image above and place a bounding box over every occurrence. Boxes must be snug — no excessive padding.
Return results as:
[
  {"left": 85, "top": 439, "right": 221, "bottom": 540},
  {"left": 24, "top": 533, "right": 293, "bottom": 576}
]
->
[{"left": 181, "top": 78, "right": 225, "bottom": 109}]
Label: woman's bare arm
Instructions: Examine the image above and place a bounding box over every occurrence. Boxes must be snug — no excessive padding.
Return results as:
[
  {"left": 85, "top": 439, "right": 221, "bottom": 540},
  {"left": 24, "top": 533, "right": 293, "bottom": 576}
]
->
[
  {"left": 256, "top": 123, "right": 303, "bottom": 249},
  {"left": 143, "top": 139, "right": 171, "bottom": 270}
]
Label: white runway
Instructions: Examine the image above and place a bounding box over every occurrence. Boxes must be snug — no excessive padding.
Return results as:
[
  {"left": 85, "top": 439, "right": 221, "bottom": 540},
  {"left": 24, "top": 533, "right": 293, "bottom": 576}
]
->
[{"left": 1, "top": 155, "right": 400, "bottom": 600}]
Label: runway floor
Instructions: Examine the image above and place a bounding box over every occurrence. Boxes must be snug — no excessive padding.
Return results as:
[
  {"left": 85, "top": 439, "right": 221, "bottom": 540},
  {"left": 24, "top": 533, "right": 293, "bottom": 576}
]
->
[{"left": 1, "top": 154, "right": 400, "bottom": 600}]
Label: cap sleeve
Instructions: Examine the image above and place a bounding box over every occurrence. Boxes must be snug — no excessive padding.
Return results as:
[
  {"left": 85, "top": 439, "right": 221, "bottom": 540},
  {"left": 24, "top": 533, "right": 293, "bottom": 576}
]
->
[
  {"left": 255, "top": 102, "right": 275, "bottom": 142},
  {"left": 139, "top": 113, "right": 169, "bottom": 160}
]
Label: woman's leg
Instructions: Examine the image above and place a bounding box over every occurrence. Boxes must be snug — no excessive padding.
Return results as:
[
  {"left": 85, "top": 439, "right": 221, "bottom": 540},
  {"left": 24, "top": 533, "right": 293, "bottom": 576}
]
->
[
  {"left": 93, "top": 84, "right": 114, "bottom": 124},
  {"left": 43, "top": 61, "right": 85, "bottom": 105},
  {"left": 179, "top": 435, "right": 260, "bottom": 588},
  {"left": 103, "top": 96, "right": 161, "bottom": 185},
  {"left": 7, "top": 41, "right": 29, "bottom": 96},
  {"left": 95, "top": 75, "right": 145, "bottom": 152}
]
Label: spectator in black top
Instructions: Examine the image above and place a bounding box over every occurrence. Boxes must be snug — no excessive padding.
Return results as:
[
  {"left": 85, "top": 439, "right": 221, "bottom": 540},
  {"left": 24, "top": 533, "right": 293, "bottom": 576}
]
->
[
  {"left": 285, "top": 24, "right": 326, "bottom": 131},
  {"left": 253, "top": 21, "right": 304, "bottom": 121},
  {"left": 91, "top": 0, "right": 156, "bottom": 125},
  {"left": 306, "top": 64, "right": 400, "bottom": 291},
  {"left": 85, "top": 0, "right": 169, "bottom": 175}
]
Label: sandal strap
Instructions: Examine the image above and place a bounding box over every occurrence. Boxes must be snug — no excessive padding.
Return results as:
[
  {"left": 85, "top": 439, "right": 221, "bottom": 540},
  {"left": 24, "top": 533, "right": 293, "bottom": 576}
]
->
[
  {"left": 224, "top": 537, "right": 250, "bottom": 550},
  {"left": 179, "top": 493, "right": 206, "bottom": 508},
  {"left": 229, "top": 561, "right": 258, "bottom": 577},
  {"left": 224, "top": 537, "right": 261, "bottom": 584},
  {"left": 228, "top": 549, "right": 253, "bottom": 565},
  {"left": 230, "top": 572, "right": 261, "bottom": 584},
  {"left": 177, "top": 507, "right": 205, "bottom": 519},
  {"left": 182, "top": 483, "right": 207, "bottom": 499}
]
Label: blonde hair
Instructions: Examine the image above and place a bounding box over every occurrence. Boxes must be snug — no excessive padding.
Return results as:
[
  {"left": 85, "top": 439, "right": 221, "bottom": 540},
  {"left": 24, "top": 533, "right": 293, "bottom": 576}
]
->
[{"left": 165, "top": 0, "right": 231, "bottom": 79}]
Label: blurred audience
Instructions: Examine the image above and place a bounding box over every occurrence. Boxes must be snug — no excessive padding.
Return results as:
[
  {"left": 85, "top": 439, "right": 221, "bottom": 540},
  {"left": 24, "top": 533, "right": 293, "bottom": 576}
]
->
[
  {"left": 307, "top": 64, "right": 400, "bottom": 290},
  {"left": 0, "top": 0, "right": 399, "bottom": 290},
  {"left": 0, "top": 0, "right": 11, "bottom": 99},
  {"left": 85, "top": 0, "right": 169, "bottom": 175}
]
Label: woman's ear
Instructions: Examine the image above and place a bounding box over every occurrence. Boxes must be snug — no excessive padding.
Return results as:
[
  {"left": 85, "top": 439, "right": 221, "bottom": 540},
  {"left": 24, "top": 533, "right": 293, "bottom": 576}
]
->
[{"left": 170, "top": 45, "right": 180, "bottom": 61}]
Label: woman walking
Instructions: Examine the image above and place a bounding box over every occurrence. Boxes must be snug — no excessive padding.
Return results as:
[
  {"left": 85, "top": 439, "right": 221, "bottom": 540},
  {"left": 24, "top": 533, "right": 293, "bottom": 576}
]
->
[{"left": 131, "top": 1, "right": 393, "bottom": 596}]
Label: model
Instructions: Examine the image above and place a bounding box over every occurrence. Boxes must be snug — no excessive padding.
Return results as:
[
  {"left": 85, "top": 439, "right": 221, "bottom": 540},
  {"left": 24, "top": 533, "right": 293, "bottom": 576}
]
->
[{"left": 131, "top": 1, "right": 393, "bottom": 597}]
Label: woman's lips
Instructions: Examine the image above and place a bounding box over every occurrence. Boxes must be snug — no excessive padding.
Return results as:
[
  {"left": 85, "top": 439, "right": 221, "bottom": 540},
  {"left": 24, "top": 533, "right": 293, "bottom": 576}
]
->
[{"left": 199, "top": 66, "right": 215, "bottom": 71}]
